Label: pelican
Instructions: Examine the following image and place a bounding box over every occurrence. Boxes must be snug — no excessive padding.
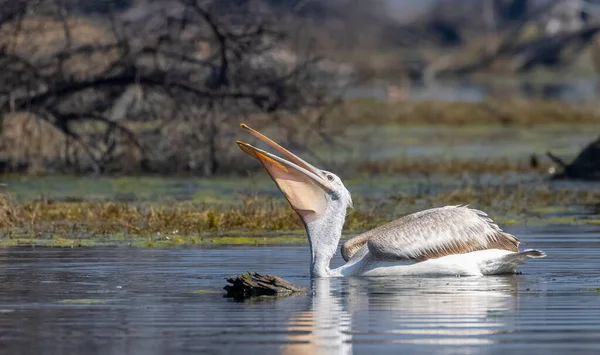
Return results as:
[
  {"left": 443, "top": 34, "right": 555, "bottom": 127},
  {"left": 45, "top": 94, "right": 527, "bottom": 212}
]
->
[{"left": 237, "top": 124, "right": 546, "bottom": 278}]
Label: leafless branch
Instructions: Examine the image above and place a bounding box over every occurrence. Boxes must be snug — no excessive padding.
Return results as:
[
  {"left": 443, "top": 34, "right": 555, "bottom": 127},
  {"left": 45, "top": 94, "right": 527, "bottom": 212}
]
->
[{"left": 0, "top": 0, "right": 340, "bottom": 175}]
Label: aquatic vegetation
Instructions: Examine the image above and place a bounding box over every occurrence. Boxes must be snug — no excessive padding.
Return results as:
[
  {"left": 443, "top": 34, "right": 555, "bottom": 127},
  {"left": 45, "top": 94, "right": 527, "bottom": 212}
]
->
[
  {"left": 191, "top": 289, "right": 221, "bottom": 295},
  {"left": 52, "top": 236, "right": 77, "bottom": 247},
  {"left": 0, "top": 194, "right": 20, "bottom": 228},
  {"left": 0, "top": 182, "right": 599, "bottom": 247},
  {"left": 355, "top": 157, "right": 550, "bottom": 175},
  {"left": 579, "top": 288, "right": 600, "bottom": 294},
  {"left": 330, "top": 98, "right": 600, "bottom": 127},
  {"left": 419, "top": 185, "right": 600, "bottom": 216}
]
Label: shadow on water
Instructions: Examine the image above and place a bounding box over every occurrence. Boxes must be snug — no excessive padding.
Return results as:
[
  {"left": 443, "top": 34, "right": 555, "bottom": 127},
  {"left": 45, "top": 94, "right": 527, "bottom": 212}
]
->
[{"left": 1, "top": 226, "right": 600, "bottom": 354}]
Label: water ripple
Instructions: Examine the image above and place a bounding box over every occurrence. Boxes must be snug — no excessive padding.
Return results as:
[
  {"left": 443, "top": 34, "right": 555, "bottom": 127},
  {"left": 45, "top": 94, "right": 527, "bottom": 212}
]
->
[{"left": 0, "top": 228, "right": 599, "bottom": 354}]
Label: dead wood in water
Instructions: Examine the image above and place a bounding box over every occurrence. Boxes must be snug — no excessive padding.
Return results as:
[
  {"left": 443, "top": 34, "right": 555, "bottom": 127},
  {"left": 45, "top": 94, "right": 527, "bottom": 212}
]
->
[
  {"left": 547, "top": 135, "right": 600, "bottom": 181},
  {"left": 224, "top": 272, "right": 306, "bottom": 301}
]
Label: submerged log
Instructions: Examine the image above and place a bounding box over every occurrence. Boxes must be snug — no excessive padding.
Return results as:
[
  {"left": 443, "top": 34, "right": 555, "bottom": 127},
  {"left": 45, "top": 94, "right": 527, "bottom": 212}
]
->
[
  {"left": 224, "top": 272, "right": 306, "bottom": 301},
  {"left": 547, "top": 135, "right": 600, "bottom": 180}
]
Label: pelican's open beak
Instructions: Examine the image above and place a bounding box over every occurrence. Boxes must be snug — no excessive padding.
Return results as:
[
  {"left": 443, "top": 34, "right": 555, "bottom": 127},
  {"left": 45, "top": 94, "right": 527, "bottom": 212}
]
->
[{"left": 237, "top": 123, "right": 333, "bottom": 221}]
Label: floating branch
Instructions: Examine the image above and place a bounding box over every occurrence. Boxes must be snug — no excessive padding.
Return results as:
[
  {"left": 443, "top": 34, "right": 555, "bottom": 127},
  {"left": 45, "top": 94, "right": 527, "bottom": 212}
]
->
[{"left": 224, "top": 272, "right": 306, "bottom": 301}]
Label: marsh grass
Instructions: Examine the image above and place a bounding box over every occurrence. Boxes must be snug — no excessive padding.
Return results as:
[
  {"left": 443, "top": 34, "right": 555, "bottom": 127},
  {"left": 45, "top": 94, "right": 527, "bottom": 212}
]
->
[
  {"left": 420, "top": 186, "right": 600, "bottom": 216},
  {"left": 355, "top": 157, "right": 551, "bottom": 175},
  {"left": 347, "top": 185, "right": 600, "bottom": 228},
  {"left": 0, "top": 194, "right": 20, "bottom": 228},
  {"left": 1, "top": 184, "right": 599, "bottom": 247},
  {"left": 329, "top": 98, "right": 600, "bottom": 127},
  {"left": 20, "top": 197, "right": 304, "bottom": 235}
]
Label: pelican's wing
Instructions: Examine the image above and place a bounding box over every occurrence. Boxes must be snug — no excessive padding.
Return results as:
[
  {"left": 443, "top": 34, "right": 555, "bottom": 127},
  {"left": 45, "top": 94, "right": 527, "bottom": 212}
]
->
[{"left": 341, "top": 205, "right": 519, "bottom": 262}]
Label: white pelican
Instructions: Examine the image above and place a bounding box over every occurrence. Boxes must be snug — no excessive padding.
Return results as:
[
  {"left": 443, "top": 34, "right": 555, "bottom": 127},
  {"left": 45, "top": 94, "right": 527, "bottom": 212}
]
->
[{"left": 237, "top": 124, "right": 546, "bottom": 278}]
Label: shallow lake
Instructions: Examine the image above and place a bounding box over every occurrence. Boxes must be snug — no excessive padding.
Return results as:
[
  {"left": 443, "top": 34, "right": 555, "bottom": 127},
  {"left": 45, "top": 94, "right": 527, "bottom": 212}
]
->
[
  {"left": 3, "top": 114, "right": 600, "bottom": 354},
  {"left": 1, "top": 225, "right": 600, "bottom": 354}
]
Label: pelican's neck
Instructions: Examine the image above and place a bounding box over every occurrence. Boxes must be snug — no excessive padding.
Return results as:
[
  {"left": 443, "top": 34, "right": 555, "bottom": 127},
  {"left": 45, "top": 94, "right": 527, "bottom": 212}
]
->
[{"left": 303, "top": 203, "right": 347, "bottom": 278}]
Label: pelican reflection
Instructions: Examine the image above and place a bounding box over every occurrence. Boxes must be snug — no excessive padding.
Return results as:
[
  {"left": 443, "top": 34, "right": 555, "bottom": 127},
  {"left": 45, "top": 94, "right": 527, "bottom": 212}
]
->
[{"left": 282, "top": 275, "right": 522, "bottom": 353}]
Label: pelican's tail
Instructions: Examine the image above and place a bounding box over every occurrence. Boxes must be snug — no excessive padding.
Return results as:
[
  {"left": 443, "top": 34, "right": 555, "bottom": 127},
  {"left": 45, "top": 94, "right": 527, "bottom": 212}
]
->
[
  {"left": 518, "top": 249, "right": 546, "bottom": 259},
  {"left": 481, "top": 249, "right": 546, "bottom": 275},
  {"left": 502, "top": 249, "right": 546, "bottom": 264}
]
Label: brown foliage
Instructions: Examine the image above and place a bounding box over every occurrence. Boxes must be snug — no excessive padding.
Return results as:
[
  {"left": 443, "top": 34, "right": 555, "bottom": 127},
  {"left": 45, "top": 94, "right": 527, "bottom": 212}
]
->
[{"left": 0, "top": 193, "right": 20, "bottom": 228}]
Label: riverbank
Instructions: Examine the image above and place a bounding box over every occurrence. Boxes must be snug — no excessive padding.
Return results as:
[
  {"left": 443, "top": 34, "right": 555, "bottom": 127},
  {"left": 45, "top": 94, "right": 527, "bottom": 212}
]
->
[{"left": 1, "top": 181, "right": 599, "bottom": 247}]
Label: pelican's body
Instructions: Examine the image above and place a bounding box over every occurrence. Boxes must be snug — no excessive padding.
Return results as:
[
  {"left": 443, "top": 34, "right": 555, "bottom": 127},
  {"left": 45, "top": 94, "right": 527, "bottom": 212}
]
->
[
  {"left": 237, "top": 124, "right": 545, "bottom": 278},
  {"left": 333, "top": 248, "right": 535, "bottom": 277}
]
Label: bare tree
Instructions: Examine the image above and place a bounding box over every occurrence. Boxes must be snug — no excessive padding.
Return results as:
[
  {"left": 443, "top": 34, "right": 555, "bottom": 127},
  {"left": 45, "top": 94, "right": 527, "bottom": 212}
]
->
[{"left": 0, "top": 0, "right": 339, "bottom": 175}]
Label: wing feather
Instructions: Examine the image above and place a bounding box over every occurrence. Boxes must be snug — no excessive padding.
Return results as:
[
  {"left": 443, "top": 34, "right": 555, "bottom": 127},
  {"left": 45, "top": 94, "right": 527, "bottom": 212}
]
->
[{"left": 341, "top": 206, "right": 519, "bottom": 262}]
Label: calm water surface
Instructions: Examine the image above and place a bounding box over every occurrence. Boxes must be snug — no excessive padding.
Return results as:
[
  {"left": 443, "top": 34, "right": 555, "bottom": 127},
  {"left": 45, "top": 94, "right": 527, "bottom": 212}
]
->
[
  {"left": 1, "top": 227, "right": 600, "bottom": 354},
  {"left": 345, "top": 79, "right": 600, "bottom": 103}
]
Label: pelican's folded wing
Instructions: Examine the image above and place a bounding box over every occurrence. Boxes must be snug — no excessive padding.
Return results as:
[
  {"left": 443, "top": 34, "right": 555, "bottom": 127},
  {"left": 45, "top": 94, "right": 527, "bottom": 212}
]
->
[{"left": 342, "top": 206, "right": 519, "bottom": 262}]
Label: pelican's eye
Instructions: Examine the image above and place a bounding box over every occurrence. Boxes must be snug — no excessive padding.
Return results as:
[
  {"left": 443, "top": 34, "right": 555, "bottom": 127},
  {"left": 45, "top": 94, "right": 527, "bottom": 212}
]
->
[{"left": 326, "top": 173, "right": 334, "bottom": 182}]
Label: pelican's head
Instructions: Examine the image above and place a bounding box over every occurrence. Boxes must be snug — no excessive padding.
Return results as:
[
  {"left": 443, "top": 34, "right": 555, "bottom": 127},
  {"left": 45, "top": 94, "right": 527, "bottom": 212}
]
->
[{"left": 236, "top": 124, "right": 352, "bottom": 224}]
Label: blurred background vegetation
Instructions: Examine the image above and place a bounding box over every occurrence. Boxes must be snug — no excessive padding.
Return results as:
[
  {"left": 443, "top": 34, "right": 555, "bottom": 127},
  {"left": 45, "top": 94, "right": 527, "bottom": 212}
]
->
[
  {"left": 2, "top": 0, "right": 600, "bottom": 242},
  {"left": 1, "top": 0, "right": 600, "bottom": 178}
]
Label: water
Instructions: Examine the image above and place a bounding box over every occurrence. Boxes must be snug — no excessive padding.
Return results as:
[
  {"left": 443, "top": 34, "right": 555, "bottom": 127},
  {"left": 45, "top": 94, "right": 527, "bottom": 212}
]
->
[
  {"left": 2, "top": 101, "right": 600, "bottom": 354},
  {"left": 1, "top": 227, "right": 600, "bottom": 354},
  {"left": 345, "top": 79, "right": 600, "bottom": 103},
  {"left": 339, "top": 124, "right": 598, "bottom": 164}
]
